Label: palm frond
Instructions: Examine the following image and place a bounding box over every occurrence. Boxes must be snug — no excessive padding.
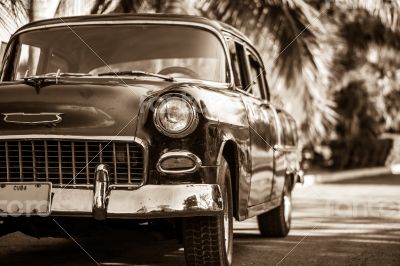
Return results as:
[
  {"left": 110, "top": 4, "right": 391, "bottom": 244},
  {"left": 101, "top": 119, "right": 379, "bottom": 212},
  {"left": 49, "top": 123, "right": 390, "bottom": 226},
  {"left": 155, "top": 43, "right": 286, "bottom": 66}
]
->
[
  {"left": 90, "top": 0, "right": 155, "bottom": 14},
  {"left": 0, "top": 0, "right": 28, "bottom": 40},
  {"left": 199, "top": 0, "right": 339, "bottom": 140},
  {"left": 87, "top": 0, "right": 341, "bottom": 140},
  {"left": 344, "top": 0, "right": 400, "bottom": 31}
]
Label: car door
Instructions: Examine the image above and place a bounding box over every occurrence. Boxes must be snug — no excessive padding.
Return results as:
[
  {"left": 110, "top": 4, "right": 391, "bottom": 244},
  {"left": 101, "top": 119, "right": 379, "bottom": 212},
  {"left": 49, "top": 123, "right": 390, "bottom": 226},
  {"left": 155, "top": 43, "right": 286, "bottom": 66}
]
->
[
  {"left": 270, "top": 110, "right": 286, "bottom": 200},
  {"left": 260, "top": 105, "right": 280, "bottom": 200},
  {"left": 285, "top": 115, "right": 299, "bottom": 177},
  {"left": 231, "top": 42, "right": 275, "bottom": 206},
  {"left": 272, "top": 110, "right": 299, "bottom": 199}
]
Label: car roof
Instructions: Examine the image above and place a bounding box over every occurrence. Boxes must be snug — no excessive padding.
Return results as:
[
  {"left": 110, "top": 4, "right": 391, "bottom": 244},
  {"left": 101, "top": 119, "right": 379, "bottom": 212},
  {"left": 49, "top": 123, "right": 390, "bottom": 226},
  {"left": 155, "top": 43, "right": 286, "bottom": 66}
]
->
[{"left": 15, "top": 13, "right": 252, "bottom": 43}]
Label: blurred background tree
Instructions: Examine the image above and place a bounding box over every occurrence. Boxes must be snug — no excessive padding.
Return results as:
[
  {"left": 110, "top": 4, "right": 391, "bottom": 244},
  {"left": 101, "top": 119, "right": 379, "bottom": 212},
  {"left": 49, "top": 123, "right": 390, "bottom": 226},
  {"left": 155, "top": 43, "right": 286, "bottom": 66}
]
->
[
  {"left": 1, "top": 0, "right": 400, "bottom": 169},
  {"left": 0, "top": 0, "right": 28, "bottom": 41}
]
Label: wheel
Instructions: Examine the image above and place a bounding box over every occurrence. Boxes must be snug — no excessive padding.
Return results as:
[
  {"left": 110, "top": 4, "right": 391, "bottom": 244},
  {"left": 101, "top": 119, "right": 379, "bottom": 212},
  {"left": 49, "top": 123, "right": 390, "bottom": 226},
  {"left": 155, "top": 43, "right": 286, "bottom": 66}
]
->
[
  {"left": 157, "top": 66, "right": 200, "bottom": 79},
  {"left": 183, "top": 157, "right": 233, "bottom": 266},
  {"left": 257, "top": 185, "right": 292, "bottom": 237}
]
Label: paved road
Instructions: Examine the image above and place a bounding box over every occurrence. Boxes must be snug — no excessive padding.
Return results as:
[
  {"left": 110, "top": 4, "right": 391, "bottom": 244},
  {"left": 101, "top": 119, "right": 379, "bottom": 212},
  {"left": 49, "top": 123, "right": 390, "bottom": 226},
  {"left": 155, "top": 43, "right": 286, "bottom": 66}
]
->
[{"left": 1, "top": 175, "right": 399, "bottom": 266}]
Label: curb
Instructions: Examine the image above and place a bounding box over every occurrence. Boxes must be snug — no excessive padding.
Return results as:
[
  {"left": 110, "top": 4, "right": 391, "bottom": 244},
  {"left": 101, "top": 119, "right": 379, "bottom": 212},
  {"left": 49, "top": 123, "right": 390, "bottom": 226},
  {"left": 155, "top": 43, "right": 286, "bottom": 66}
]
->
[{"left": 303, "top": 166, "right": 393, "bottom": 185}]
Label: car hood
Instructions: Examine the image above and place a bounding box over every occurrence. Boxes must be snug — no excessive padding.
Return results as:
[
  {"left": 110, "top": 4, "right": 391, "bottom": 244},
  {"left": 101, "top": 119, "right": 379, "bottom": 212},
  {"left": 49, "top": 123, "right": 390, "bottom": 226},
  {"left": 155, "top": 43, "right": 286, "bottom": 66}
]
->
[{"left": 0, "top": 79, "right": 170, "bottom": 137}]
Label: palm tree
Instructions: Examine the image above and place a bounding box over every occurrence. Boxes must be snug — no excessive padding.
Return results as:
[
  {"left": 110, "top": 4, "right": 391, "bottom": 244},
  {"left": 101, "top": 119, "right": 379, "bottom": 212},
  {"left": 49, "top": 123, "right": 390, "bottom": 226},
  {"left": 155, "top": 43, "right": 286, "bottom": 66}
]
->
[
  {"left": 0, "top": 0, "right": 29, "bottom": 41},
  {"left": 207, "top": 1, "right": 341, "bottom": 140},
  {"left": 2, "top": 0, "right": 399, "bottom": 143}
]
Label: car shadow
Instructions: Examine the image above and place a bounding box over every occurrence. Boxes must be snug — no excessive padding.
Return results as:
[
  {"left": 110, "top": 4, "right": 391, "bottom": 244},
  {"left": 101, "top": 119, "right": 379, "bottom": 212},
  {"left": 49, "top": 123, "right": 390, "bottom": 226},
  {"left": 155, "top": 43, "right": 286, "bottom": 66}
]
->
[{"left": 0, "top": 228, "right": 186, "bottom": 266}]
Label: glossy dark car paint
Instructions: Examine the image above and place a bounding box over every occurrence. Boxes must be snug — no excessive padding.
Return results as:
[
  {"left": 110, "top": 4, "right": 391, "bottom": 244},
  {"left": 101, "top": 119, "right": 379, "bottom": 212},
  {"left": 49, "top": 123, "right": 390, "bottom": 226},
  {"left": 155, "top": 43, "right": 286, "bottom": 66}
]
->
[{"left": 0, "top": 14, "right": 300, "bottom": 222}]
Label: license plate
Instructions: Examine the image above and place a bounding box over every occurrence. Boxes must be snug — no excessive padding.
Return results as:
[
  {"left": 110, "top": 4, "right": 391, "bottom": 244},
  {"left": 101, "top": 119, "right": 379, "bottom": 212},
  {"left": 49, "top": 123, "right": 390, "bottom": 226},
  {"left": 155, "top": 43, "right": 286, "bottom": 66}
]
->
[{"left": 0, "top": 182, "right": 52, "bottom": 216}]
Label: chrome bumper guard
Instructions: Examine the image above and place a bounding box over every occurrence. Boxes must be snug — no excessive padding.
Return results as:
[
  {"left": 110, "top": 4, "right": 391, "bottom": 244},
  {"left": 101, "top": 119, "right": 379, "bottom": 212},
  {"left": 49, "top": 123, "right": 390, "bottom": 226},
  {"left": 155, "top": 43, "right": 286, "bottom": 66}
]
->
[{"left": 51, "top": 184, "right": 223, "bottom": 219}]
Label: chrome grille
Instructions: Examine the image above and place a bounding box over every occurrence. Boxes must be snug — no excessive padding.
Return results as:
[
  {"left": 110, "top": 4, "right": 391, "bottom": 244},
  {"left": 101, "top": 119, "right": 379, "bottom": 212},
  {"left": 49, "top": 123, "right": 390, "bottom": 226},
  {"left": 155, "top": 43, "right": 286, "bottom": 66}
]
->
[{"left": 0, "top": 139, "right": 144, "bottom": 186}]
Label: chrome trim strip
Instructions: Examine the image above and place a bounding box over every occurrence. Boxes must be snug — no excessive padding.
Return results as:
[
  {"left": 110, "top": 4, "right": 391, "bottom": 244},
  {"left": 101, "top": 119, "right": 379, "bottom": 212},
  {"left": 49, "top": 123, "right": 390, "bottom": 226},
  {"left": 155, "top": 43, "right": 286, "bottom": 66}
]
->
[
  {"left": 247, "top": 196, "right": 281, "bottom": 218},
  {"left": 112, "top": 143, "right": 117, "bottom": 184},
  {"left": 44, "top": 140, "right": 49, "bottom": 181},
  {"left": 16, "top": 75, "right": 230, "bottom": 89},
  {"left": 156, "top": 151, "right": 202, "bottom": 174},
  {"left": 57, "top": 141, "right": 62, "bottom": 184},
  {"left": 126, "top": 143, "right": 131, "bottom": 184},
  {"left": 2, "top": 112, "right": 63, "bottom": 125},
  {"left": 71, "top": 142, "right": 76, "bottom": 184},
  {"left": 31, "top": 141, "right": 36, "bottom": 181},
  {"left": 99, "top": 143, "right": 103, "bottom": 164},
  {"left": 0, "top": 135, "right": 144, "bottom": 142},
  {"left": 12, "top": 20, "right": 234, "bottom": 87},
  {"left": 85, "top": 142, "right": 89, "bottom": 184},
  {"left": 51, "top": 184, "right": 144, "bottom": 189},
  {"left": 221, "top": 29, "right": 252, "bottom": 47},
  {"left": 5, "top": 141, "right": 9, "bottom": 181},
  {"left": 18, "top": 142, "right": 22, "bottom": 181},
  {"left": 15, "top": 20, "right": 224, "bottom": 35},
  {"left": 171, "top": 78, "right": 230, "bottom": 89}
]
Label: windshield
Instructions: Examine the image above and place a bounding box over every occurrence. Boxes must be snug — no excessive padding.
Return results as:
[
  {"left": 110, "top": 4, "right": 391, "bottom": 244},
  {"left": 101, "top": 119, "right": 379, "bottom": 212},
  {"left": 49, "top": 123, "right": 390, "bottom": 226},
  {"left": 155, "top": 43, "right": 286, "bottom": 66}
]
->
[{"left": 8, "top": 24, "right": 227, "bottom": 82}]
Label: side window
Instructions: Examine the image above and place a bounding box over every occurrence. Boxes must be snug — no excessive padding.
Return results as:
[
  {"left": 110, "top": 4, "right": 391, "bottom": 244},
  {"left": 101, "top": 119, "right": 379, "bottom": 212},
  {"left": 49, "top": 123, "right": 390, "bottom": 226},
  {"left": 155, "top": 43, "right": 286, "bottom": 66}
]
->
[
  {"left": 226, "top": 39, "right": 243, "bottom": 88},
  {"left": 263, "top": 107, "right": 278, "bottom": 145},
  {"left": 247, "top": 53, "right": 265, "bottom": 99},
  {"left": 226, "top": 38, "right": 268, "bottom": 100},
  {"left": 277, "top": 112, "right": 286, "bottom": 145},
  {"left": 279, "top": 112, "right": 295, "bottom": 147}
]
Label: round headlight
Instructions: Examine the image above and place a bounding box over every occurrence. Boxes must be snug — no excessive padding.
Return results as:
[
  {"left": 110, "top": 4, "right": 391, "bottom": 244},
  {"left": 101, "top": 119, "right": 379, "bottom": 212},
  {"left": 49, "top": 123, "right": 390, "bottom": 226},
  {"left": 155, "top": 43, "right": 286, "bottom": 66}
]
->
[{"left": 153, "top": 94, "right": 198, "bottom": 138}]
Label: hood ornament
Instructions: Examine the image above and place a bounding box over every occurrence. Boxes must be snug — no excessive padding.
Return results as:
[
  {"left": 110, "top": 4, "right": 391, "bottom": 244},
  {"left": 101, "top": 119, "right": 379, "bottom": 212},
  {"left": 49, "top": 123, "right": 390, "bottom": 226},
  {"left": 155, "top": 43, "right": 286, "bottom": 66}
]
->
[{"left": 2, "top": 112, "right": 63, "bottom": 126}]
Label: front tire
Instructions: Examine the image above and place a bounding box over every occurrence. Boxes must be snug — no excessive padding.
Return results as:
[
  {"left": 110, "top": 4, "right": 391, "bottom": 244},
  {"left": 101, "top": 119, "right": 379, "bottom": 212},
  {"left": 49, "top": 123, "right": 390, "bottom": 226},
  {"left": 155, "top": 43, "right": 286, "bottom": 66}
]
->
[
  {"left": 257, "top": 185, "right": 292, "bottom": 237},
  {"left": 183, "top": 157, "right": 233, "bottom": 266}
]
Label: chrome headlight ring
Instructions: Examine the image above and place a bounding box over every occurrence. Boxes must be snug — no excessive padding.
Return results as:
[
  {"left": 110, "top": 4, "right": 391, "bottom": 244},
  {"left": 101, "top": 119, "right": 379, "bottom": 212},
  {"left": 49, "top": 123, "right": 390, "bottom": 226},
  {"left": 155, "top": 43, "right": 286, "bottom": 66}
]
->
[{"left": 153, "top": 93, "right": 199, "bottom": 138}]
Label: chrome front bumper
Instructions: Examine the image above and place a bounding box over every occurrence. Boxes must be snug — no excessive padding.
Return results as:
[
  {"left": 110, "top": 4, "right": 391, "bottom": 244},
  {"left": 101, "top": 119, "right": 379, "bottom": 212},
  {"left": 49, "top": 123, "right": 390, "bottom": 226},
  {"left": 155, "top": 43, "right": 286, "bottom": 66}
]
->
[{"left": 51, "top": 184, "right": 223, "bottom": 218}]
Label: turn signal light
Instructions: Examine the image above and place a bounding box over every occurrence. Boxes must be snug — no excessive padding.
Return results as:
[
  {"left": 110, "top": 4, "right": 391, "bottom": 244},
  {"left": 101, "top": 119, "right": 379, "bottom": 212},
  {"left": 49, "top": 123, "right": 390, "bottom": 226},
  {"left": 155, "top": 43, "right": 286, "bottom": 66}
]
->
[
  {"left": 160, "top": 157, "right": 195, "bottom": 170},
  {"left": 157, "top": 151, "right": 202, "bottom": 174}
]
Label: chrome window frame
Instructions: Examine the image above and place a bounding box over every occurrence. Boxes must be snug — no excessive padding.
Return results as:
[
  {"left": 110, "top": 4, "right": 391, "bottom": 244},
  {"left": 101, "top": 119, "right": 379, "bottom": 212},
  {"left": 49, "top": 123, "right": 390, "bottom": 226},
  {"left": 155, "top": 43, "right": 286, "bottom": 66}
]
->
[
  {"left": 8, "top": 20, "right": 235, "bottom": 88},
  {"left": 222, "top": 30, "right": 269, "bottom": 99}
]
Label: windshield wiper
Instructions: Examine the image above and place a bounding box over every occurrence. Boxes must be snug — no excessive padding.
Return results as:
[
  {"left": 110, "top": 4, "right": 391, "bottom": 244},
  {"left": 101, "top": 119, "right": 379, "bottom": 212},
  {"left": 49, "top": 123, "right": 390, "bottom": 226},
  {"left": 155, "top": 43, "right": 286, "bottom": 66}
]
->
[
  {"left": 41, "top": 72, "right": 93, "bottom": 77},
  {"left": 23, "top": 72, "right": 93, "bottom": 82},
  {"left": 22, "top": 72, "right": 93, "bottom": 88},
  {"left": 97, "top": 70, "right": 174, "bottom": 82}
]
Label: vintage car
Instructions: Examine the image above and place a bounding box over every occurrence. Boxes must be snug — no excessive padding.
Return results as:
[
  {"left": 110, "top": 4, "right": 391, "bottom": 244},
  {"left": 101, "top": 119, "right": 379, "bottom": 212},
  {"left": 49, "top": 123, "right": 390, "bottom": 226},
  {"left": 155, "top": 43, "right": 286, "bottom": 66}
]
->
[{"left": 0, "top": 14, "right": 301, "bottom": 265}]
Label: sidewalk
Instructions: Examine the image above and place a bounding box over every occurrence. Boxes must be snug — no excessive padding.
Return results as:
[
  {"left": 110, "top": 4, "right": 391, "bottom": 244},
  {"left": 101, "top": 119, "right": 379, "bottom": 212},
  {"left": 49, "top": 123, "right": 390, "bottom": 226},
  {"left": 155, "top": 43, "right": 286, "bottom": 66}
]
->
[{"left": 303, "top": 164, "right": 400, "bottom": 185}]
